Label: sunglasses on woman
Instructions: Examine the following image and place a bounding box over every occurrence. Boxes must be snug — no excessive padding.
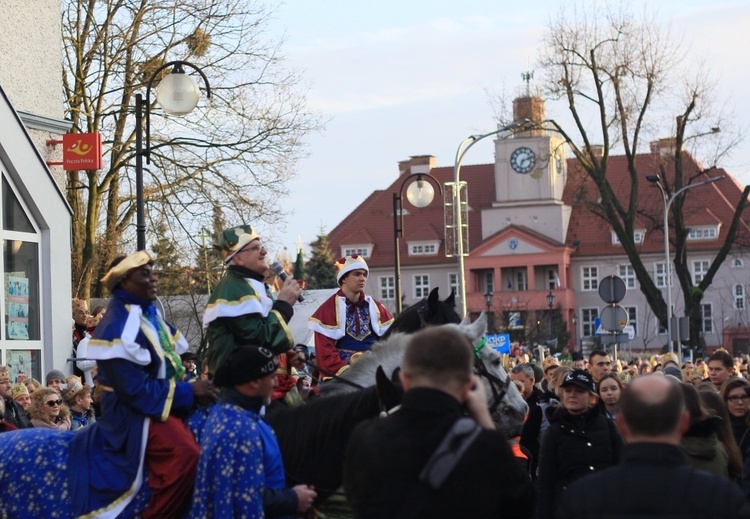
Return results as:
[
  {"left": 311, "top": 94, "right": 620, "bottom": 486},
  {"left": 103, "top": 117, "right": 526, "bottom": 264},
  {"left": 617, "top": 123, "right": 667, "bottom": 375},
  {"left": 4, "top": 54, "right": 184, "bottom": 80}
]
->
[{"left": 45, "top": 399, "right": 62, "bottom": 407}]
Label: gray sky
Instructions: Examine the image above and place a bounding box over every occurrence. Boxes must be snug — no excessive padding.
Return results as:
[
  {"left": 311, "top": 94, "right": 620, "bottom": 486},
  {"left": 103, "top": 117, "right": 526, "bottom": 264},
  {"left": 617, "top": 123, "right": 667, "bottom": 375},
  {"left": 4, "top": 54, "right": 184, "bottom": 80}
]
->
[{"left": 258, "top": 0, "right": 750, "bottom": 260}]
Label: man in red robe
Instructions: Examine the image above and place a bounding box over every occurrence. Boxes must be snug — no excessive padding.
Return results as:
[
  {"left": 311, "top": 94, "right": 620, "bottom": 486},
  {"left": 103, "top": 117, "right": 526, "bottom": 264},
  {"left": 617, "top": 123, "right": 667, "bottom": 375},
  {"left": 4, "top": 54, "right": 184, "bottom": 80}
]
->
[{"left": 309, "top": 255, "right": 393, "bottom": 378}]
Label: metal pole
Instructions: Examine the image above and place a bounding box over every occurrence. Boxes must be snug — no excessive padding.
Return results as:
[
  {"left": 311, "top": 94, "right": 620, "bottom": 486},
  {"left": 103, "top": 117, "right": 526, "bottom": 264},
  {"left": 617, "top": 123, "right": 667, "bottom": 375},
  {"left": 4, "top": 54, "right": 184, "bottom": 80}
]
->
[
  {"left": 135, "top": 93, "right": 146, "bottom": 251},
  {"left": 393, "top": 192, "right": 402, "bottom": 314},
  {"left": 650, "top": 175, "right": 725, "bottom": 357},
  {"left": 453, "top": 119, "right": 528, "bottom": 317}
]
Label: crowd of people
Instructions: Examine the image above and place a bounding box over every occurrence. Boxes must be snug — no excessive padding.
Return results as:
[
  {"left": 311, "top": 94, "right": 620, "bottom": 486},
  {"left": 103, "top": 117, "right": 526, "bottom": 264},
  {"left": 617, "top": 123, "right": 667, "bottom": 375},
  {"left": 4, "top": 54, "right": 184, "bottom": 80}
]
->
[{"left": 4, "top": 222, "right": 750, "bottom": 518}]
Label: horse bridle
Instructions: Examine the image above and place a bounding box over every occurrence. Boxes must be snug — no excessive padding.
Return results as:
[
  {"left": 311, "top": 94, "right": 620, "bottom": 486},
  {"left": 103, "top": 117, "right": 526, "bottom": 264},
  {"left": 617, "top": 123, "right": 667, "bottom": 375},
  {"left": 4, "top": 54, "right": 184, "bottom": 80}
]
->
[{"left": 472, "top": 337, "right": 512, "bottom": 415}]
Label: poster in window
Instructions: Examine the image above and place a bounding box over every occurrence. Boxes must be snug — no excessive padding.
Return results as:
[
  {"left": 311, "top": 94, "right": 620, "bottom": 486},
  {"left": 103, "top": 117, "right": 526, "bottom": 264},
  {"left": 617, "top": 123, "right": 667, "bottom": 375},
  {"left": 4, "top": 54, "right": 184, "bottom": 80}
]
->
[
  {"left": 6, "top": 275, "right": 29, "bottom": 339},
  {"left": 6, "top": 349, "right": 39, "bottom": 383}
]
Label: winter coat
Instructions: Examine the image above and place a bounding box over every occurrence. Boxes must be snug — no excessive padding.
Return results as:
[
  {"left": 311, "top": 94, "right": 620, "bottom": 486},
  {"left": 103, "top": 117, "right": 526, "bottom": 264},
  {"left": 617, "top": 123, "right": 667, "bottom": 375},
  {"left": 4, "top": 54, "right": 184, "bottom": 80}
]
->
[
  {"left": 680, "top": 416, "right": 729, "bottom": 477},
  {"left": 345, "top": 387, "right": 536, "bottom": 519},
  {"left": 557, "top": 443, "right": 750, "bottom": 519},
  {"left": 537, "top": 405, "right": 623, "bottom": 519}
]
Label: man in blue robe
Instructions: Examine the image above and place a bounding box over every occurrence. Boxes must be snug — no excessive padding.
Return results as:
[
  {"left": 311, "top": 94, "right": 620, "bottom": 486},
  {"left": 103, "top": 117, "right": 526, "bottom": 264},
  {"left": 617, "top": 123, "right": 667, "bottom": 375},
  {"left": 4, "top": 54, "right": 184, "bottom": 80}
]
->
[
  {"left": 67, "top": 251, "right": 217, "bottom": 518},
  {"left": 191, "top": 346, "right": 317, "bottom": 518}
]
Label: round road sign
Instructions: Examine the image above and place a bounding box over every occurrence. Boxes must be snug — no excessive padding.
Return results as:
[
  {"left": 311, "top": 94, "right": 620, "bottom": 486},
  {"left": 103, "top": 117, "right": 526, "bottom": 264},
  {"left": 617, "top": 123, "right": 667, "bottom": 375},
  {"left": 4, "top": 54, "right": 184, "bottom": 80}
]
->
[
  {"left": 598, "top": 275, "right": 627, "bottom": 304},
  {"left": 600, "top": 305, "right": 629, "bottom": 332}
]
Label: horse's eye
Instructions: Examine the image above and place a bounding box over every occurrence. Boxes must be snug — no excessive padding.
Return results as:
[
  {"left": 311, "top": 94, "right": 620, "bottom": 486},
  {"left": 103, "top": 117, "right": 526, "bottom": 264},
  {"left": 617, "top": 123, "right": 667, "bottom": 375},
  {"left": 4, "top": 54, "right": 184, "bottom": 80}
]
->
[{"left": 492, "top": 358, "right": 501, "bottom": 367}]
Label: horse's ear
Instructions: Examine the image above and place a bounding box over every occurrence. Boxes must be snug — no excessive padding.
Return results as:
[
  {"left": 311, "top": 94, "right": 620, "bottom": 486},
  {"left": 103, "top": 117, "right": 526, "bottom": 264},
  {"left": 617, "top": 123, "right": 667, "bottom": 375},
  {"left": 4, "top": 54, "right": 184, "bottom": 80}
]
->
[
  {"left": 376, "top": 365, "right": 403, "bottom": 411},
  {"left": 444, "top": 288, "right": 456, "bottom": 307},
  {"left": 427, "top": 287, "right": 439, "bottom": 307},
  {"left": 391, "top": 366, "right": 401, "bottom": 384}
]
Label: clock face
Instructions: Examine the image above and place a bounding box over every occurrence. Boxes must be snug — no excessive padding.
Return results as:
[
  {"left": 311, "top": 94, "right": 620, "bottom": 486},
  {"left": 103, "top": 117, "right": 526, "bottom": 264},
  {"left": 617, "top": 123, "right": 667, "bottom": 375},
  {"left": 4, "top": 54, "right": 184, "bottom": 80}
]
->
[{"left": 510, "top": 147, "right": 536, "bottom": 174}]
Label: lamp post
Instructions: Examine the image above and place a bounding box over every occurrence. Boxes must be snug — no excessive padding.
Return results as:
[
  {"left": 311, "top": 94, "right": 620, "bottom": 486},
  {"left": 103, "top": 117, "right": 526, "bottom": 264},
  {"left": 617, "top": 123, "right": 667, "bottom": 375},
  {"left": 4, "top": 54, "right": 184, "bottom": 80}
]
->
[
  {"left": 452, "top": 119, "right": 529, "bottom": 317},
  {"left": 645, "top": 173, "right": 725, "bottom": 356},
  {"left": 393, "top": 173, "right": 443, "bottom": 314},
  {"left": 484, "top": 290, "right": 493, "bottom": 334},
  {"left": 546, "top": 290, "right": 555, "bottom": 342},
  {"left": 135, "top": 61, "right": 211, "bottom": 251}
]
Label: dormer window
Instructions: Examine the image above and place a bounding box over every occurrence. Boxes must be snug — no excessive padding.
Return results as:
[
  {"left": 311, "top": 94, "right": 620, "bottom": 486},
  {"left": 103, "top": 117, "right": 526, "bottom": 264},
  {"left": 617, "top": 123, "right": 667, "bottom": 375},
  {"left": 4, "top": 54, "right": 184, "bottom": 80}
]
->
[
  {"left": 732, "top": 258, "right": 744, "bottom": 269},
  {"left": 687, "top": 225, "right": 719, "bottom": 240},
  {"left": 611, "top": 230, "right": 645, "bottom": 245},
  {"left": 408, "top": 240, "right": 439, "bottom": 256},
  {"left": 342, "top": 245, "right": 371, "bottom": 258}
]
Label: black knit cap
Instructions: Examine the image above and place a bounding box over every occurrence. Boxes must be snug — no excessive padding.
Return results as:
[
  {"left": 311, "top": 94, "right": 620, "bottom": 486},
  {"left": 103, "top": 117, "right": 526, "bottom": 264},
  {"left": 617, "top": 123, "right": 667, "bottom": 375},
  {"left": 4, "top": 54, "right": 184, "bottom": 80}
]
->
[{"left": 213, "top": 346, "right": 279, "bottom": 388}]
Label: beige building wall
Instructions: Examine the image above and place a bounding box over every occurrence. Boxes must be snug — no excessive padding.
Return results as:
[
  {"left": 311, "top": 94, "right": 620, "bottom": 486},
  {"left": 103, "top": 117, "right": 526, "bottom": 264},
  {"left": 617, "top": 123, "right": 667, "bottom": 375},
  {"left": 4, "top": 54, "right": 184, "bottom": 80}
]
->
[{"left": 0, "top": 0, "right": 68, "bottom": 189}]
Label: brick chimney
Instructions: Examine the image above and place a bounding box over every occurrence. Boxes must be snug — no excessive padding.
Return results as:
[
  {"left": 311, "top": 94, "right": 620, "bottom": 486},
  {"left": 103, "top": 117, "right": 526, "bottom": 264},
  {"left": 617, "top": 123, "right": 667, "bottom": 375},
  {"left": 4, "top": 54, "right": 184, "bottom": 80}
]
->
[
  {"left": 650, "top": 138, "right": 676, "bottom": 158},
  {"left": 398, "top": 155, "right": 436, "bottom": 176},
  {"left": 513, "top": 96, "right": 546, "bottom": 137}
]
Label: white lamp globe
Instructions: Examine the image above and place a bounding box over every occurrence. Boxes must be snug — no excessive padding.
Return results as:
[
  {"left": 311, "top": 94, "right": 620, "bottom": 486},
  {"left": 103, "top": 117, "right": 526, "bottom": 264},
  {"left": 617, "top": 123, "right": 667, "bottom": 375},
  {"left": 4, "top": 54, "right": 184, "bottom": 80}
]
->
[
  {"left": 156, "top": 72, "right": 200, "bottom": 115},
  {"left": 406, "top": 178, "right": 435, "bottom": 208}
]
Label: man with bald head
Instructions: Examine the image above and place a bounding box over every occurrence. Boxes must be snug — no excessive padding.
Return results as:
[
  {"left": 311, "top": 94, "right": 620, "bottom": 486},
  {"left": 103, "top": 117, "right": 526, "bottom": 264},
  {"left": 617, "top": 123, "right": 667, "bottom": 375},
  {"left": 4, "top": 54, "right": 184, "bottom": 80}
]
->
[{"left": 558, "top": 375, "right": 750, "bottom": 518}]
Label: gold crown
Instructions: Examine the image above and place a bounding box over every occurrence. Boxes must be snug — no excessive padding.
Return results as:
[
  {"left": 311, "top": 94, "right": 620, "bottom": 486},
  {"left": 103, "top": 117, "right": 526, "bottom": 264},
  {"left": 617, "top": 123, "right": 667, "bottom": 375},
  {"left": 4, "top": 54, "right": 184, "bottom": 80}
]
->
[{"left": 10, "top": 383, "right": 28, "bottom": 400}]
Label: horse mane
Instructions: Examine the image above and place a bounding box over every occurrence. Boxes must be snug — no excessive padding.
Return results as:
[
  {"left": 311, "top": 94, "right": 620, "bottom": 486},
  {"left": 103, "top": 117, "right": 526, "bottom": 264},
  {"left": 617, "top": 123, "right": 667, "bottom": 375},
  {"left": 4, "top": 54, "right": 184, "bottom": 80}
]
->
[
  {"left": 320, "top": 315, "right": 487, "bottom": 397},
  {"left": 266, "top": 385, "right": 381, "bottom": 496},
  {"left": 319, "top": 332, "right": 410, "bottom": 397},
  {"left": 382, "top": 287, "right": 460, "bottom": 338}
]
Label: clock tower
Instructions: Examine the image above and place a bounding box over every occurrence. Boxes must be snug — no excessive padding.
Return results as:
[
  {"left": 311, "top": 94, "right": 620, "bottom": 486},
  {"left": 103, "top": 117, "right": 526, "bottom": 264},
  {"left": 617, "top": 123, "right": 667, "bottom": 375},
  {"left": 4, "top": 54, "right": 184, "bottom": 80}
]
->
[{"left": 481, "top": 95, "right": 571, "bottom": 243}]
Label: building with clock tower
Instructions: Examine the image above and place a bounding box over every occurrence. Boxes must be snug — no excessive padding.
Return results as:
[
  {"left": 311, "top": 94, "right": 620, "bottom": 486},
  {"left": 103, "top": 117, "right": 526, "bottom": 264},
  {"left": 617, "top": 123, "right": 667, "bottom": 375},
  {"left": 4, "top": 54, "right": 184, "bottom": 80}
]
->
[
  {"left": 466, "top": 94, "right": 575, "bottom": 347},
  {"left": 322, "top": 89, "right": 750, "bottom": 357}
]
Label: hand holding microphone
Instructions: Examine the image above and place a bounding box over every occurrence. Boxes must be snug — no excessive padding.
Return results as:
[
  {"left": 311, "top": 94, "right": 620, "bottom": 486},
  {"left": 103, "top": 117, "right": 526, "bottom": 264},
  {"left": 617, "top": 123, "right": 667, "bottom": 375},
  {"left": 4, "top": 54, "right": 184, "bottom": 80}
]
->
[{"left": 271, "top": 261, "right": 305, "bottom": 303}]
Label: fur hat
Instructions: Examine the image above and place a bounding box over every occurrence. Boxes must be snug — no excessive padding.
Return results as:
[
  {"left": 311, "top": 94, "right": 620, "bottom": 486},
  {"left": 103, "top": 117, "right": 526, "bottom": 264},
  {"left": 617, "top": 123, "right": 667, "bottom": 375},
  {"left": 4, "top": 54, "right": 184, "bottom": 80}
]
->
[
  {"left": 561, "top": 369, "right": 595, "bottom": 393},
  {"left": 215, "top": 225, "right": 260, "bottom": 264},
  {"left": 72, "top": 298, "right": 88, "bottom": 313},
  {"left": 100, "top": 251, "right": 154, "bottom": 291},
  {"left": 46, "top": 369, "right": 66, "bottom": 386},
  {"left": 213, "top": 346, "right": 279, "bottom": 388},
  {"left": 0, "top": 366, "right": 9, "bottom": 383},
  {"left": 10, "top": 383, "right": 28, "bottom": 401},
  {"left": 334, "top": 254, "right": 369, "bottom": 283}
]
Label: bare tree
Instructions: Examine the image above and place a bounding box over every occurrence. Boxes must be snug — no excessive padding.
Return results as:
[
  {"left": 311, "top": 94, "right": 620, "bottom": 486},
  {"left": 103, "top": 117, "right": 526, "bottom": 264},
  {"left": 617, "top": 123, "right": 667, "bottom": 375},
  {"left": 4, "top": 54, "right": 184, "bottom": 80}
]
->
[
  {"left": 536, "top": 1, "right": 750, "bottom": 350},
  {"left": 63, "top": 0, "right": 321, "bottom": 298}
]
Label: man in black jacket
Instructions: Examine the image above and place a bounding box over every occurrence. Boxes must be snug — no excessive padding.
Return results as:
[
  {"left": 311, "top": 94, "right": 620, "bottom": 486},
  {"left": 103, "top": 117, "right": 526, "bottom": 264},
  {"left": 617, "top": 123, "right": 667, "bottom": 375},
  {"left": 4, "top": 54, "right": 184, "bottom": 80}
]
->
[
  {"left": 558, "top": 375, "right": 750, "bottom": 519},
  {"left": 511, "top": 363, "right": 545, "bottom": 479},
  {"left": 344, "top": 326, "right": 535, "bottom": 519}
]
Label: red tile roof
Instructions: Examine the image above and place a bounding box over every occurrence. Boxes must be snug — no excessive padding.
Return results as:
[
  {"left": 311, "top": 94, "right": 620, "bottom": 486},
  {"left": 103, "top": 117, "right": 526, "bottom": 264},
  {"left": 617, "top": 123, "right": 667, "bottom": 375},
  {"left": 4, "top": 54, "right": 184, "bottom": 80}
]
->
[{"left": 327, "top": 151, "right": 750, "bottom": 266}]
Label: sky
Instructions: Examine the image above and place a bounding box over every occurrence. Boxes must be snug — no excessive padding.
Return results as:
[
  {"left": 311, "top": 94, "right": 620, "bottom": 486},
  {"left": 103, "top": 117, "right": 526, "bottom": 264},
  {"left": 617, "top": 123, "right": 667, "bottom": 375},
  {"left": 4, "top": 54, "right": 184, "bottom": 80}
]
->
[{"left": 257, "top": 0, "right": 750, "bottom": 260}]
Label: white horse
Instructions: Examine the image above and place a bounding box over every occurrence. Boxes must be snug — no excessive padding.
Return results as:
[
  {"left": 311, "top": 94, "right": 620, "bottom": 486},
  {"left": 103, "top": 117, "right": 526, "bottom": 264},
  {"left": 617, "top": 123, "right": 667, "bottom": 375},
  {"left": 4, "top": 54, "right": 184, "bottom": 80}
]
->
[{"left": 319, "top": 313, "right": 528, "bottom": 437}]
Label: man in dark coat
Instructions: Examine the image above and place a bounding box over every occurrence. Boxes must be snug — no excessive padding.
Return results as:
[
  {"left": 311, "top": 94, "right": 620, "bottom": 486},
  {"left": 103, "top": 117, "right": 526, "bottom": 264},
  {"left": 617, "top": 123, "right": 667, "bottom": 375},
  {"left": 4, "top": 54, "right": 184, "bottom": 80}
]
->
[
  {"left": 558, "top": 375, "right": 750, "bottom": 519},
  {"left": 344, "top": 326, "right": 535, "bottom": 519},
  {"left": 511, "top": 363, "right": 545, "bottom": 479}
]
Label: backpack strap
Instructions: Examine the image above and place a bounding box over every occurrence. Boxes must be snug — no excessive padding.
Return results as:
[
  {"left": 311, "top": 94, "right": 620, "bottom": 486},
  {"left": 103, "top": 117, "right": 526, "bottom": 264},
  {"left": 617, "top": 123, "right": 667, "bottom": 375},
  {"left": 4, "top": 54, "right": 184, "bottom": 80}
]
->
[{"left": 396, "top": 417, "right": 481, "bottom": 519}]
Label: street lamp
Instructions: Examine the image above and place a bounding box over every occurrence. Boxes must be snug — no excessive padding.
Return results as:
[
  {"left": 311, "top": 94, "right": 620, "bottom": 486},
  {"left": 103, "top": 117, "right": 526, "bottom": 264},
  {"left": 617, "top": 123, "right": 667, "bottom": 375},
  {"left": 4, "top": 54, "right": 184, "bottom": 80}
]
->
[
  {"left": 546, "top": 290, "right": 555, "bottom": 341},
  {"left": 135, "top": 61, "right": 211, "bottom": 250},
  {"left": 484, "top": 290, "right": 493, "bottom": 333},
  {"left": 646, "top": 172, "right": 725, "bottom": 356},
  {"left": 393, "top": 173, "right": 443, "bottom": 314},
  {"left": 452, "top": 119, "right": 529, "bottom": 317}
]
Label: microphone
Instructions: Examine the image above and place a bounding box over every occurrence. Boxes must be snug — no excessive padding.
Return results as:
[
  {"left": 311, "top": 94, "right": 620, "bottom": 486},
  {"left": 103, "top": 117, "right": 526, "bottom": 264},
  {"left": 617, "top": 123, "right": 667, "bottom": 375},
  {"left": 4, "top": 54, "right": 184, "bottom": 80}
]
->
[{"left": 271, "top": 261, "right": 304, "bottom": 302}]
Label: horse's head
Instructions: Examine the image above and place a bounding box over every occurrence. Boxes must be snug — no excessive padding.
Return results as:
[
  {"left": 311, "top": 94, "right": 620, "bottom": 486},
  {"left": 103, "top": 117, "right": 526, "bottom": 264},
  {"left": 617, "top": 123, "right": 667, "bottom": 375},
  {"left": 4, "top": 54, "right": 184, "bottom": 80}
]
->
[
  {"left": 446, "top": 313, "right": 528, "bottom": 437},
  {"left": 384, "top": 287, "right": 461, "bottom": 337}
]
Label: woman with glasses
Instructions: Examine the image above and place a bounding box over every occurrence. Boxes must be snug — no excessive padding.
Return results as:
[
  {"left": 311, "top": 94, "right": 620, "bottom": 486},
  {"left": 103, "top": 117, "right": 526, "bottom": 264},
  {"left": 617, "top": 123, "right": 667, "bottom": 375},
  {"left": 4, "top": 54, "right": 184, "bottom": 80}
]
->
[
  {"left": 29, "top": 387, "right": 71, "bottom": 430},
  {"left": 721, "top": 378, "right": 750, "bottom": 452}
]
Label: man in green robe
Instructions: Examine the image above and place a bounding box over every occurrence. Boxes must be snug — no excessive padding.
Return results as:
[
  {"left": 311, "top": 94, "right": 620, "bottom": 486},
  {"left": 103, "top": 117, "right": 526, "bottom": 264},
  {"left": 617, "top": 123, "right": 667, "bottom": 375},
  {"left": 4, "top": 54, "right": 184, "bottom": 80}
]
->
[{"left": 203, "top": 225, "right": 303, "bottom": 376}]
